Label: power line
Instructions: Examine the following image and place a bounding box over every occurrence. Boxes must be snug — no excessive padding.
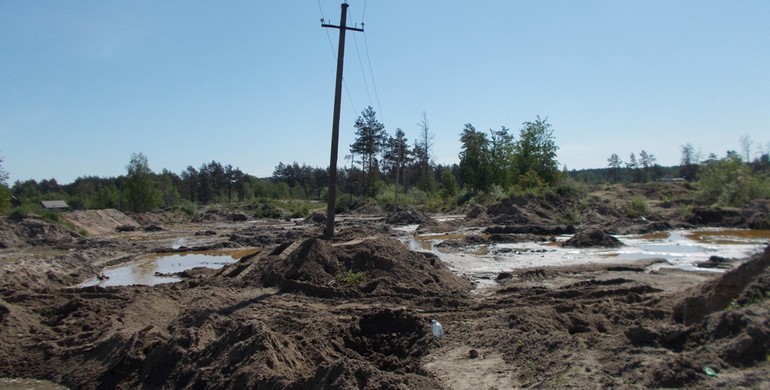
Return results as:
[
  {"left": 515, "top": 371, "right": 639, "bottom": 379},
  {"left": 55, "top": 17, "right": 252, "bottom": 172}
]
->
[
  {"left": 318, "top": 0, "right": 338, "bottom": 58},
  {"left": 351, "top": 33, "right": 373, "bottom": 109},
  {"left": 363, "top": 32, "right": 384, "bottom": 124},
  {"left": 317, "top": 1, "right": 359, "bottom": 116}
]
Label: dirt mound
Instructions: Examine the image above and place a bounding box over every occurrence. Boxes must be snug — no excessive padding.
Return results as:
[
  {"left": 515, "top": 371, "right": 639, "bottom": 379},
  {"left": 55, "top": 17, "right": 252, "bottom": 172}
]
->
[
  {"left": 217, "top": 235, "right": 472, "bottom": 298},
  {"left": 64, "top": 209, "right": 139, "bottom": 236},
  {"left": 563, "top": 228, "right": 624, "bottom": 248},
  {"left": 304, "top": 212, "right": 326, "bottom": 224},
  {"left": 687, "top": 201, "right": 770, "bottom": 229},
  {"left": 674, "top": 246, "right": 770, "bottom": 324},
  {"left": 484, "top": 225, "right": 575, "bottom": 235},
  {"left": 487, "top": 196, "right": 547, "bottom": 225},
  {"left": 0, "top": 217, "right": 80, "bottom": 248},
  {"left": 385, "top": 210, "right": 433, "bottom": 225}
]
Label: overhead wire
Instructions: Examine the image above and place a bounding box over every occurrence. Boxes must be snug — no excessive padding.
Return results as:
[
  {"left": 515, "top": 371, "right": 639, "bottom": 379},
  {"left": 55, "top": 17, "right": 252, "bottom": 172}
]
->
[
  {"left": 317, "top": 0, "right": 358, "bottom": 116},
  {"left": 362, "top": 32, "right": 383, "bottom": 124},
  {"left": 351, "top": 30, "right": 374, "bottom": 110},
  {"left": 357, "top": 0, "right": 384, "bottom": 124}
]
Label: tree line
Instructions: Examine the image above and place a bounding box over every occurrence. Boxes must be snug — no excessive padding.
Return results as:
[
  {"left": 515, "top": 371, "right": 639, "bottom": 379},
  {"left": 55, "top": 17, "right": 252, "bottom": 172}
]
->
[{"left": 3, "top": 110, "right": 768, "bottom": 214}]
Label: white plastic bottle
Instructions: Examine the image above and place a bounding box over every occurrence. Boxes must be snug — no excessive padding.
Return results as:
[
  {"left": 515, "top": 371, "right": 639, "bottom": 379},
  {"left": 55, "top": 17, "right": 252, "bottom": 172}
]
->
[{"left": 431, "top": 319, "right": 444, "bottom": 338}]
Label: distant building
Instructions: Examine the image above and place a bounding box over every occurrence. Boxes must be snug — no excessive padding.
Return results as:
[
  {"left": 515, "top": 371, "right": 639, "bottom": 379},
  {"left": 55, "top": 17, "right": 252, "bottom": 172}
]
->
[
  {"left": 657, "top": 177, "right": 686, "bottom": 183},
  {"left": 40, "top": 200, "right": 70, "bottom": 211}
]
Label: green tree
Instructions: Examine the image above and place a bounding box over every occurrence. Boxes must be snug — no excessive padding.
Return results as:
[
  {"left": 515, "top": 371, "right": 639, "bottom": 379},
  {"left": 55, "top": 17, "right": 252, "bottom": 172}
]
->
[
  {"left": 639, "top": 150, "right": 657, "bottom": 182},
  {"left": 158, "top": 169, "right": 181, "bottom": 207},
  {"left": 0, "top": 156, "right": 10, "bottom": 214},
  {"left": 607, "top": 153, "right": 623, "bottom": 183},
  {"left": 439, "top": 166, "right": 459, "bottom": 201},
  {"left": 513, "top": 116, "right": 560, "bottom": 187},
  {"left": 350, "top": 106, "right": 387, "bottom": 196},
  {"left": 125, "top": 153, "right": 161, "bottom": 212},
  {"left": 697, "top": 154, "right": 770, "bottom": 206},
  {"left": 489, "top": 126, "right": 515, "bottom": 188},
  {"left": 413, "top": 111, "right": 436, "bottom": 191},
  {"left": 680, "top": 143, "right": 700, "bottom": 181},
  {"left": 382, "top": 128, "right": 411, "bottom": 206},
  {"left": 459, "top": 123, "right": 490, "bottom": 192}
]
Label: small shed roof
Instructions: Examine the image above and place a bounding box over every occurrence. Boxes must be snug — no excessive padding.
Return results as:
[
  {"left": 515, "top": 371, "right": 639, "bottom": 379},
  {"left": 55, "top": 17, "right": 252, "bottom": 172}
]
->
[{"left": 41, "top": 200, "right": 70, "bottom": 210}]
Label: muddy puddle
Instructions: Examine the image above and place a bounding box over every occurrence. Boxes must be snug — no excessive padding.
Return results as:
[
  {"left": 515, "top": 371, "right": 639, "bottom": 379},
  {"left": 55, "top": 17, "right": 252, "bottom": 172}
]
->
[
  {"left": 81, "top": 248, "right": 257, "bottom": 287},
  {"left": 407, "top": 229, "right": 770, "bottom": 280}
]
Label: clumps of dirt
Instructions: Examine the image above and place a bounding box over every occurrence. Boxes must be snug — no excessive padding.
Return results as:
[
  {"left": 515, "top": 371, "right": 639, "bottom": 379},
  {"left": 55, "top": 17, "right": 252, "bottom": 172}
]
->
[
  {"left": 385, "top": 209, "right": 433, "bottom": 225},
  {"left": 673, "top": 246, "right": 770, "bottom": 324},
  {"left": 484, "top": 225, "right": 575, "bottom": 235},
  {"left": 344, "top": 309, "right": 434, "bottom": 372},
  {"left": 415, "top": 218, "right": 463, "bottom": 234},
  {"left": 695, "top": 255, "right": 734, "bottom": 269},
  {"left": 617, "top": 248, "right": 770, "bottom": 386},
  {"left": 687, "top": 201, "right": 770, "bottom": 229},
  {"left": 436, "top": 234, "right": 548, "bottom": 251},
  {"left": 0, "top": 216, "right": 80, "bottom": 248},
  {"left": 228, "top": 225, "right": 315, "bottom": 247},
  {"left": 486, "top": 195, "right": 549, "bottom": 225},
  {"left": 303, "top": 212, "right": 326, "bottom": 225},
  {"left": 217, "top": 235, "right": 472, "bottom": 298},
  {"left": 85, "top": 301, "right": 438, "bottom": 390},
  {"left": 562, "top": 228, "right": 624, "bottom": 248}
]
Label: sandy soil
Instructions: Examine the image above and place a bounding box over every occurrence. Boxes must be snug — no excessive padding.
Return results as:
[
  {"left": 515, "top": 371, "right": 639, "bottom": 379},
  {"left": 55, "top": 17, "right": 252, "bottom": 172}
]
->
[{"left": 0, "top": 187, "right": 769, "bottom": 389}]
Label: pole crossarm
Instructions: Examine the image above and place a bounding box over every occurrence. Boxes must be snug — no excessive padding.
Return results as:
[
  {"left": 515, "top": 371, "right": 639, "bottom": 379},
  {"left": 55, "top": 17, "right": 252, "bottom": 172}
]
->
[{"left": 321, "top": 23, "right": 364, "bottom": 32}]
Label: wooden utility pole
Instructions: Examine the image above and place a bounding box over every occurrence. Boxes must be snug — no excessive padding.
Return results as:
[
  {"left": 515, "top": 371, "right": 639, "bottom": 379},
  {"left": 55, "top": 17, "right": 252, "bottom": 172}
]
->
[{"left": 322, "top": 3, "right": 363, "bottom": 239}]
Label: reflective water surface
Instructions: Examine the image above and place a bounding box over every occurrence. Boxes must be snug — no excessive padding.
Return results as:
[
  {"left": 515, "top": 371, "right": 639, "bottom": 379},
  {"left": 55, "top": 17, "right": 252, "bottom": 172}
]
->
[
  {"left": 408, "top": 229, "right": 770, "bottom": 278},
  {"left": 81, "top": 249, "right": 257, "bottom": 287}
]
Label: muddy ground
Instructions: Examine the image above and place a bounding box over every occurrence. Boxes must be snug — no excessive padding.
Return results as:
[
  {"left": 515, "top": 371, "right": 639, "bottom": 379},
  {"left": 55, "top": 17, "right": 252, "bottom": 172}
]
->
[{"left": 1, "top": 183, "right": 769, "bottom": 389}]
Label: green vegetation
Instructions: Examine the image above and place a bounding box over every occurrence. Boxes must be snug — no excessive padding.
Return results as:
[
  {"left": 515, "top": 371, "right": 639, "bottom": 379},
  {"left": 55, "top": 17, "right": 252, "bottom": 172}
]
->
[
  {"left": 4, "top": 118, "right": 768, "bottom": 218},
  {"left": 335, "top": 269, "right": 367, "bottom": 285},
  {"left": 0, "top": 156, "right": 9, "bottom": 215},
  {"left": 459, "top": 117, "right": 561, "bottom": 193},
  {"left": 125, "top": 153, "right": 162, "bottom": 213},
  {"left": 696, "top": 154, "right": 770, "bottom": 207},
  {"left": 626, "top": 196, "right": 650, "bottom": 218}
]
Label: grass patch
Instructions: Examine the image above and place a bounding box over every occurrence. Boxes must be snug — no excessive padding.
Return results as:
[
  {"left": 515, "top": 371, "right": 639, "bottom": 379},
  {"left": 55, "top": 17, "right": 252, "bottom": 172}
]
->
[{"left": 335, "top": 269, "right": 367, "bottom": 285}]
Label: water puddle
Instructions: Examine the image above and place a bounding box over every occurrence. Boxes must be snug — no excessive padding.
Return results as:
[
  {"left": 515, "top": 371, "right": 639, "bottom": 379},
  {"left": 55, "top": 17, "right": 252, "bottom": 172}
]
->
[
  {"left": 81, "top": 249, "right": 256, "bottom": 287},
  {"left": 406, "top": 229, "right": 770, "bottom": 277}
]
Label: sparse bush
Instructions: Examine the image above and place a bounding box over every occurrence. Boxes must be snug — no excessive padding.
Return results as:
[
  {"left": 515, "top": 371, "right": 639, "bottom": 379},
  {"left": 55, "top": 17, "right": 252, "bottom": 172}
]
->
[
  {"left": 335, "top": 269, "right": 367, "bottom": 285},
  {"left": 335, "top": 194, "right": 367, "bottom": 213},
  {"left": 681, "top": 204, "right": 694, "bottom": 219},
  {"left": 554, "top": 177, "right": 587, "bottom": 198},
  {"left": 178, "top": 200, "right": 197, "bottom": 217},
  {"left": 626, "top": 196, "right": 650, "bottom": 218},
  {"left": 564, "top": 208, "right": 582, "bottom": 225},
  {"left": 253, "top": 198, "right": 286, "bottom": 219},
  {"left": 285, "top": 200, "right": 310, "bottom": 219},
  {"left": 41, "top": 210, "right": 62, "bottom": 223},
  {"left": 8, "top": 207, "right": 30, "bottom": 221}
]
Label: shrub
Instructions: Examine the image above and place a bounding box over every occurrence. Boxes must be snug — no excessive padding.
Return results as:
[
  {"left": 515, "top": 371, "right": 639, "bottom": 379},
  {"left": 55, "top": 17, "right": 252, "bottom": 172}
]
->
[
  {"left": 564, "top": 208, "right": 582, "bottom": 225},
  {"left": 285, "top": 200, "right": 310, "bottom": 218},
  {"left": 626, "top": 196, "right": 650, "bottom": 218},
  {"left": 697, "top": 156, "right": 770, "bottom": 207}
]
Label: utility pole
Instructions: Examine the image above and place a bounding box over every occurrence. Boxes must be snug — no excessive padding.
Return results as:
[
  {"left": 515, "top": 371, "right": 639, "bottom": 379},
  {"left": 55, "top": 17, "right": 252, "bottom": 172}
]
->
[{"left": 322, "top": 3, "right": 363, "bottom": 239}]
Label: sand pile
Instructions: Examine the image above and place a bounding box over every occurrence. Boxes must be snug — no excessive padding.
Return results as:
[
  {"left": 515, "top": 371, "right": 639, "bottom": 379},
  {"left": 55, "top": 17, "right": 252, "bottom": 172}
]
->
[
  {"left": 217, "top": 235, "right": 472, "bottom": 298},
  {"left": 0, "top": 216, "right": 80, "bottom": 248},
  {"left": 562, "top": 228, "right": 624, "bottom": 248}
]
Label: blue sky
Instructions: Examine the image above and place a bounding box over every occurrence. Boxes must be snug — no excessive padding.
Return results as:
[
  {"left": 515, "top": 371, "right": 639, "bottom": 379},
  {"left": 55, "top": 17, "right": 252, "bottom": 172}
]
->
[{"left": 2, "top": 1, "right": 768, "bottom": 184}]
